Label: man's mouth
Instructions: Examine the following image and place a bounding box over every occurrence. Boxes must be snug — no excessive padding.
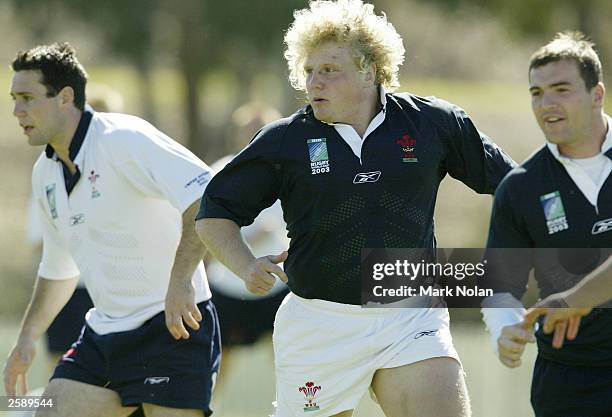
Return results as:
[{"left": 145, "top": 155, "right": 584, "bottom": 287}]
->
[
  {"left": 543, "top": 115, "right": 565, "bottom": 125},
  {"left": 21, "top": 124, "right": 34, "bottom": 134}
]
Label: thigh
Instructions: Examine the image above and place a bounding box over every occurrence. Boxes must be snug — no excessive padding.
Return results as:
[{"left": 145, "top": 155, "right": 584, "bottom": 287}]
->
[
  {"left": 371, "top": 357, "right": 470, "bottom": 417},
  {"left": 36, "top": 378, "right": 136, "bottom": 417},
  {"left": 272, "top": 295, "right": 373, "bottom": 416}
]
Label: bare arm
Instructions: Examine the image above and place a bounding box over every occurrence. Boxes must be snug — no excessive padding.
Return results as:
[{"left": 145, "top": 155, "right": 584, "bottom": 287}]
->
[
  {"left": 196, "top": 217, "right": 288, "bottom": 295},
  {"left": 524, "top": 255, "right": 611, "bottom": 346},
  {"left": 165, "top": 199, "right": 208, "bottom": 340},
  {"left": 3, "top": 275, "right": 79, "bottom": 396}
]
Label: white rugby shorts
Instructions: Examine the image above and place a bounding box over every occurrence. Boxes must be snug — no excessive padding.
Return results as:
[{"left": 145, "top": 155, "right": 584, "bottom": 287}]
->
[{"left": 271, "top": 293, "right": 460, "bottom": 416}]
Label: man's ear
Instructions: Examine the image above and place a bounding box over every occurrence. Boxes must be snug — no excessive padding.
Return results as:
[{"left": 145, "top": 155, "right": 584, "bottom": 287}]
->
[
  {"left": 364, "top": 63, "right": 376, "bottom": 84},
  {"left": 593, "top": 82, "right": 605, "bottom": 106},
  {"left": 59, "top": 86, "right": 75, "bottom": 107}
]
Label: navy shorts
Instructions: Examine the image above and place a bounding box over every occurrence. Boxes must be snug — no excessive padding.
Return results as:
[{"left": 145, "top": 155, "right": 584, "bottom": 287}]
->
[
  {"left": 46, "top": 287, "right": 93, "bottom": 353},
  {"left": 212, "top": 288, "right": 288, "bottom": 346},
  {"left": 52, "top": 300, "right": 221, "bottom": 416},
  {"left": 531, "top": 355, "right": 612, "bottom": 417}
]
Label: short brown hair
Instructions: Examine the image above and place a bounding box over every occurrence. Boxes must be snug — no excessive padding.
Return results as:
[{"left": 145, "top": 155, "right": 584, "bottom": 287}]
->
[
  {"left": 529, "top": 31, "right": 603, "bottom": 90},
  {"left": 12, "top": 42, "right": 88, "bottom": 110}
]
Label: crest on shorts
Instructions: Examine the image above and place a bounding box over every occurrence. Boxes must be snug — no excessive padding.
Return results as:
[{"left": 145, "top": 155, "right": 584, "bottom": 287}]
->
[
  {"left": 540, "top": 191, "right": 568, "bottom": 234},
  {"left": 307, "top": 138, "right": 330, "bottom": 175},
  {"left": 299, "top": 381, "right": 322, "bottom": 412}
]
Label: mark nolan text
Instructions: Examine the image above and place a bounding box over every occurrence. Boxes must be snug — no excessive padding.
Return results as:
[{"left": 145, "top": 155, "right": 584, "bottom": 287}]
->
[{"left": 373, "top": 285, "right": 493, "bottom": 297}]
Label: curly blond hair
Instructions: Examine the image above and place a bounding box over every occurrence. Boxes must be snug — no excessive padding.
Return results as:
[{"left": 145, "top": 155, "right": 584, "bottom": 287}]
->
[{"left": 284, "top": 0, "right": 405, "bottom": 92}]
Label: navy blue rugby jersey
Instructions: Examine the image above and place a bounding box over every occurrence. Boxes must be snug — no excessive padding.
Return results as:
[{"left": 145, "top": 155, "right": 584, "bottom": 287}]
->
[
  {"left": 487, "top": 145, "right": 612, "bottom": 367},
  {"left": 199, "top": 93, "right": 516, "bottom": 304}
]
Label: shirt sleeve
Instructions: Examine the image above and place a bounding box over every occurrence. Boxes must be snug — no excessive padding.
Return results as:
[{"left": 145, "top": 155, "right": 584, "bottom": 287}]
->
[
  {"left": 110, "top": 123, "right": 213, "bottom": 213},
  {"left": 484, "top": 173, "right": 533, "bottom": 299},
  {"left": 441, "top": 101, "right": 517, "bottom": 194},
  {"left": 35, "top": 198, "right": 80, "bottom": 280},
  {"left": 196, "top": 123, "right": 284, "bottom": 227}
]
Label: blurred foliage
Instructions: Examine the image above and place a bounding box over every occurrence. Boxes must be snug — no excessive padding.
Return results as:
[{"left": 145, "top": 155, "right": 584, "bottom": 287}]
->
[
  {"left": 424, "top": 0, "right": 611, "bottom": 69},
  {"left": 2, "top": 0, "right": 611, "bottom": 317},
  {"left": 8, "top": 0, "right": 611, "bottom": 157},
  {"left": 9, "top": 0, "right": 302, "bottom": 157}
]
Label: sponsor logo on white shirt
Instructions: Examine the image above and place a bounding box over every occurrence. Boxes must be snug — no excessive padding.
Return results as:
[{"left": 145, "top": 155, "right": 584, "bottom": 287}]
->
[{"left": 69, "top": 213, "right": 86, "bottom": 226}]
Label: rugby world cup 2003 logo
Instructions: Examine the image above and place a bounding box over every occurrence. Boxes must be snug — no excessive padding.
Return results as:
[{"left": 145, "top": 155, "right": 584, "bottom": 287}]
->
[
  {"left": 307, "top": 138, "right": 330, "bottom": 175},
  {"left": 299, "top": 381, "right": 322, "bottom": 412},
  {"left": 540, "top": 191, "right": 568, "bottom": 234}
]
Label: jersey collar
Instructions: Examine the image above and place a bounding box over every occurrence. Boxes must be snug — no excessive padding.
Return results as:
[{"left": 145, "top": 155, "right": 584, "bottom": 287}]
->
[{"left": 45, "top": 105, "right": 94, "bottom": 161}]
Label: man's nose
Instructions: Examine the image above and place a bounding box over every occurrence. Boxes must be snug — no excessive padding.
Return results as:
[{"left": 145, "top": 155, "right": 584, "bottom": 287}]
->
[
  {"left": 540, "top": 91, "right": 557, "bottom": 109},
  {"left": 307, "top": 71, "right": 323, "bottom": 90},
  {"left": 13, "top": 100, "right": 26, "bottom": 118}
]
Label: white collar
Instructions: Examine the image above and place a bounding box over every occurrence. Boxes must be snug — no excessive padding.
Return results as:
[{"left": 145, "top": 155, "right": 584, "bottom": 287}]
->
[{"left": 327, "top": 86, "right": 388, "bottom": 163}]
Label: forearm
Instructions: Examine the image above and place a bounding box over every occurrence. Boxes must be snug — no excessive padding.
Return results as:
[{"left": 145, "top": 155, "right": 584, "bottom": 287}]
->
[
  {"left": 481, "top": 293, "right": 525, "bottom": 351},
  {"left": 196, "top": 217, "right": 256, "bottom": 280},
  {"left": 170, "top": 200, "right": 208, "bottom": 286},
  {"left": 18, "top": 276, "right": 79, "bottom": 342},
  {"left": 563, "top": 255, "right": 612, "bottom": 308}
]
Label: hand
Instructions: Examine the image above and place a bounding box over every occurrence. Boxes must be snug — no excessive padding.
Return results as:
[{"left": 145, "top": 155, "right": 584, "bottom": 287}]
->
[
  {"left": 524, "top": 295, "right": 591, "bottom": 349},
  {"left": 243, "top": 251, "right": 289, "bottom": 296},
  {"left": 497, "top": 322, "right": 535, "bottom": 368},
  {"left": 165, "top": 280, "right": 202, "bottom": 340},
  {"left": 3, "top": 338, "right": 36, "bottom": 397}
]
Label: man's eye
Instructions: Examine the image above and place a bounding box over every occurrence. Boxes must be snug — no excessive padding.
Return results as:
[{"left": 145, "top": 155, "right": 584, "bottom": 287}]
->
[{"left": 530, "top": 91, "right": 541, "bottom": 97}]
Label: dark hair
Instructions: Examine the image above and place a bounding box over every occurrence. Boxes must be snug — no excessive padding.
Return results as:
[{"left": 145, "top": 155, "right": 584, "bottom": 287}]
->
[
  {"left": 12, "top": 42, "right": 88, "bottom": 110},
  {"left": 529, "top": 31, "right": 603, "bottom": 91}
]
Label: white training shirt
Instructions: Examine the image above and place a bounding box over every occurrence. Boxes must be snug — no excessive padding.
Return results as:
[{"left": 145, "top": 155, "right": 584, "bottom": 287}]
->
[
  {"left": 32, "top": 111, "right": 213, "bottom": 334},
  {"left": 206, "top": 155, "right": 289, "bottom": 299}
]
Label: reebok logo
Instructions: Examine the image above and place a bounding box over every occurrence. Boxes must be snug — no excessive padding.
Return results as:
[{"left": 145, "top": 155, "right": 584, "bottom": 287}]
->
[
  {"left": 69, "top": 213, "right": 85, "bottom": 226},
  {"left": 144, "top": 377, "right": 170, "bottom": 385},
  {"left": 592, "top": 218, "right": 612, "bottom": 235},
  {"left": 353, "top": 171, "right": 381, "bottom": 184},
  {"left": 414, "top": 330, "right": 438, "bottom": 339}
]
